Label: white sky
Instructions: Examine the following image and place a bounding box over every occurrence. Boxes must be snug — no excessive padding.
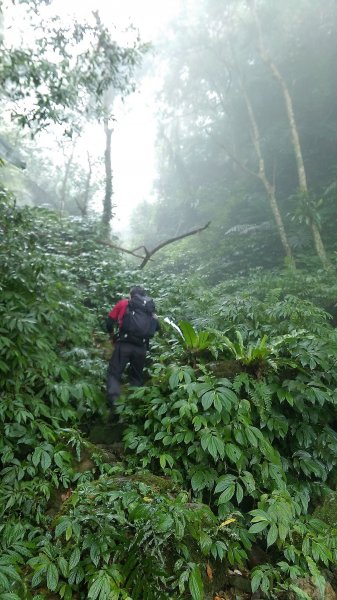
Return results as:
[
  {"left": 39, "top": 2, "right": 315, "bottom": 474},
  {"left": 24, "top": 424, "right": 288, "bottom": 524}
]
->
[{"left": 50, "top": 0, "right": 182, "bottom": 231}]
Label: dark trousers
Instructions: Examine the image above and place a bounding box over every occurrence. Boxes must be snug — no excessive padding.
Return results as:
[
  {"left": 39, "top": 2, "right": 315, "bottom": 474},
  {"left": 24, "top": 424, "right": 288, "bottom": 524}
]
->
[{"left": 106, "top": 341, "right": 147, "bottom": 407}]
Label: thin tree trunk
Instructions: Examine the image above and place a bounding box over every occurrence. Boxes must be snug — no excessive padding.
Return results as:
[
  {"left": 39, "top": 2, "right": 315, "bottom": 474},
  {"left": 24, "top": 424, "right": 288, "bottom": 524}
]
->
[
  {"left": 238, "top": 70, "right": 295, "bottom": 265},
  {"left": 251, "top": 0, "right": 330, "bottom": 268},
  {"left": 83, "top": 152, "right": 93, "bottom": 217},
  {"left": 102, "top": 117, "right": 113, "bottom": 235},
  {"left": 75, "top": 152, "right": 92, "bottom": 217},
  {"left": 60, "top": 143, "right": 75, "bottom": 216}
]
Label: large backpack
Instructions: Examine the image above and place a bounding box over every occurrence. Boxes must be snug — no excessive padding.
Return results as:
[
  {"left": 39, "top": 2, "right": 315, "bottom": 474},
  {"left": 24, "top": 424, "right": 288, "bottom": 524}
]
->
[{"left": 120, "top": 294, "right": 157, "bottom": 342}]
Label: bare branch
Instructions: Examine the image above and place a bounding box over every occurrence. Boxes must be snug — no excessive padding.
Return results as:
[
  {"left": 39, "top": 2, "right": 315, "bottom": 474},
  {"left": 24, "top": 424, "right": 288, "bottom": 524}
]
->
[
  {"left": 96, "top": 222, "right": 211, "bottom": 268},
  {"left": 138, "top": 221, "right": 211, "bottom": 269},
  {"left": 131, "top": 245, "right": 148, "bottom": 253},
  {"left": 96, "top": 240, "right": 146, "bottom": 260}
]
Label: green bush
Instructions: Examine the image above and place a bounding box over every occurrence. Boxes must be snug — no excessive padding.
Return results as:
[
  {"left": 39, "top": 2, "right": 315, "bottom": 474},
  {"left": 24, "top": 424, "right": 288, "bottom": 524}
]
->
[
  {"left": 1, "top": 195, "right": 337, "bottom": 599},
  {"left": 120, "top": 297, "right": 337, "bottom": 597}
]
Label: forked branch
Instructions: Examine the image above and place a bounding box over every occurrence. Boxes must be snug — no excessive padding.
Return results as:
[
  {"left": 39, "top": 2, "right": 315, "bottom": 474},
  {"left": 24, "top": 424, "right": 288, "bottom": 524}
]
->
[{"left": 97, "top": 221, "right": 211, "bottom": 269}]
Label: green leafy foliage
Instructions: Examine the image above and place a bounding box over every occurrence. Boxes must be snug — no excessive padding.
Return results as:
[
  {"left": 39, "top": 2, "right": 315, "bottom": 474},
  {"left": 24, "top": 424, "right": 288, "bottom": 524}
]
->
[
  {"left": 0, "top": 3, "right": 146, "bottom": 131},
  {"left": 1, "top": 195, "right": 337, "bottom": 598},
  {"left": 0, "top": 195, "right": 115, "bottom": 594},
  {"left": 119, "top": 283, "right": 337, "bottom": 596},
  {"left": 27, "top": 476, "right": 227, "bottom": 599},
  {"left": 179, "top": 320, "right": 215, "bottom": 352}
]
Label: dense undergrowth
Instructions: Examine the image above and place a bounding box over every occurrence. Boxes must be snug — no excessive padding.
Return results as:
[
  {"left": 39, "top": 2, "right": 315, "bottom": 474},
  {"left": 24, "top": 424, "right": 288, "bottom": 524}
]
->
[{"left": 1, "top": 195, "right": 337, "bottom": 599}]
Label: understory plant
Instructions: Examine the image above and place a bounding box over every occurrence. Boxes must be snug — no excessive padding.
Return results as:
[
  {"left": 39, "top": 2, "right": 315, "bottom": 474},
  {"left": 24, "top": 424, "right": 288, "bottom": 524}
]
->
[
  {"left": 27, "top": 474, "right": 237, "bottom": 600},
  {"left": 1, "top": 196, "right": 337, "bottom": 599},
  {"left": 120, "top": 302, "right": 337, "bottom": 597}
]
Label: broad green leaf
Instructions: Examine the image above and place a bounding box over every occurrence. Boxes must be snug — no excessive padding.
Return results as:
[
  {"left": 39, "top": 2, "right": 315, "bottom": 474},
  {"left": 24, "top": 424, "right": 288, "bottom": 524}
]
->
[
  {"left": 215, "top": 474, "right": 237, "bottom": 493},
  {"left": 179, "top": 321, "right": 198, "bottom": 349},
  {"left": 198, "top": 531, "right": 213, "bottom": 554},
  {"left": 249, "top": 521, "right": 269, "bottom": 534},
  {"left": 218, "top": 484, "right": 235, "bottom": 504},
  {"left": 267, "top": 524, "right": 279, "bottom": 548},
  {"left": 188, "top": 564, "right": 204, "bottom": 600},
  {"left": 55, "top": 520, "right": 70, "bottom": 538},
  {"left": 154, "top": 514, "right": 174, "bottom": 533},
  {"left": 236, "top": 482, "right": 244, "bottom": 504},
  {"left": 251, "top": 571, "right": 262, "bottom": 593},
  {"left": 40, "top": 449, "right": 52, "bottom": 471},
  {"left": 201, "top": 391, "right": 214, "bottom": 410},
  {"left": 88, "top": 575, "right": 104, "bottom": 600},
  {"left": 58, "top": 556, "right": 69, "bottom": 578},
  {"left": 32, "top": 447, "right": 42, "bottom": 467},
  {"left": 68, "top": 547, "right": 81, "bottom": 571},
  {"left": 46, "top": 563, "right": 59, "bottom": 592},
  {"left": 225, "top": 443, "right": 243, "bottom": 465}
]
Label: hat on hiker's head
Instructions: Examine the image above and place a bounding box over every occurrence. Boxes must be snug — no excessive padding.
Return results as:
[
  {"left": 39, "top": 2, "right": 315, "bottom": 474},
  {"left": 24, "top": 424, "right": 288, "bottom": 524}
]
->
[{"left": 130, "top": 286, "right": 146, "bottom": 298}]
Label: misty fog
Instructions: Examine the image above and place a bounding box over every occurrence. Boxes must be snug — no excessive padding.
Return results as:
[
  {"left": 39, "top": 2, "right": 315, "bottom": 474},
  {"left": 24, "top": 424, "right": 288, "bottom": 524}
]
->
[{"left": 1, "top": 0, "right": 336, "bottom": 275}]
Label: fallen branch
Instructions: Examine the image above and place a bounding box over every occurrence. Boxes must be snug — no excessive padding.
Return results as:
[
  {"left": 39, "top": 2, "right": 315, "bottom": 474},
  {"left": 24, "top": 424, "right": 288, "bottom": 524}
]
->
[{"left": 96, "top": 221, "right": 211, "bottom": 269}]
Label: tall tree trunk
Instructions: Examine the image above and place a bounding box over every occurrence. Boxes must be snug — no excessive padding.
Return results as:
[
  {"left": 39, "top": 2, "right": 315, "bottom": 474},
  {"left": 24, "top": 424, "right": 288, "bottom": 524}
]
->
[
  {"left": 60, "top": 143, "right": 75, "bottom": 216},
  {"left": 102, "top": 117, "right": 113, "bottom": 236},
  {"left": 241, "top": 82, "right": 295, "bottom": 266},
  {"left": 83, "top": 152, "right": 92, "bottom": 217},
  {"left": 76, "top": 152, "right": 92, "bottom": 218},
  {"left": 251, "top": 1, "right": 330, "bottom": 269}
]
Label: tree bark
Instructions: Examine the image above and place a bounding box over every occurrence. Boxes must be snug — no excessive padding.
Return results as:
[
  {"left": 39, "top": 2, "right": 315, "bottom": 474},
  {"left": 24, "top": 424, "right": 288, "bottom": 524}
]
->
[
  {"left": 251, "top": 0, "right": 330, "bottom": 269},
  {"left": 102, "top": 117, "right": 113, "bottom": 236}
]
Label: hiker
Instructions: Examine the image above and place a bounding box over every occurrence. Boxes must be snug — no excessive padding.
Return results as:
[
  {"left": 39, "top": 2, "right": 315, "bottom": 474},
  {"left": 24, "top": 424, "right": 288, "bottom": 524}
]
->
[{"left": 106, "top": 286, "right": 160, "bottom": 409}]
